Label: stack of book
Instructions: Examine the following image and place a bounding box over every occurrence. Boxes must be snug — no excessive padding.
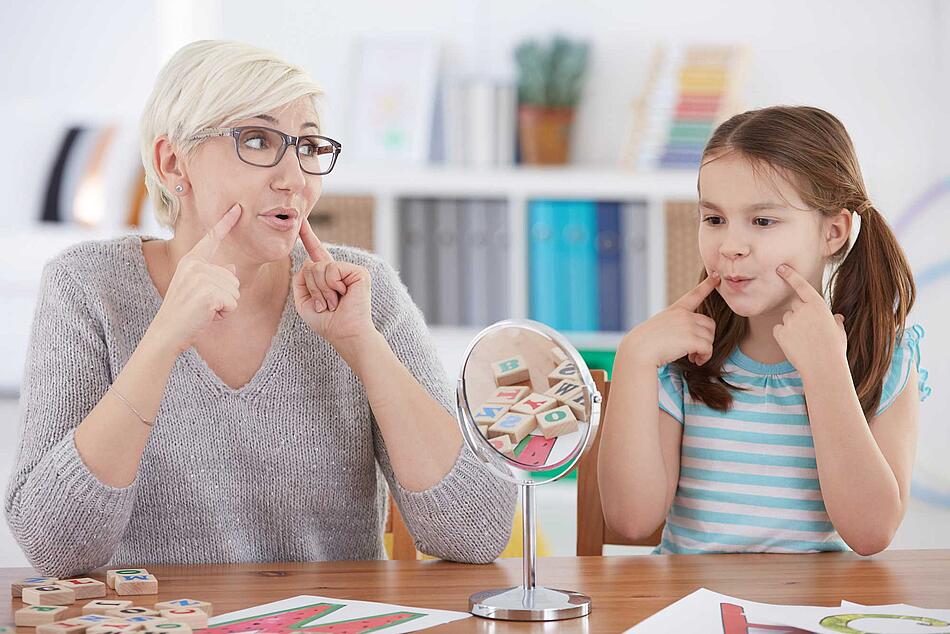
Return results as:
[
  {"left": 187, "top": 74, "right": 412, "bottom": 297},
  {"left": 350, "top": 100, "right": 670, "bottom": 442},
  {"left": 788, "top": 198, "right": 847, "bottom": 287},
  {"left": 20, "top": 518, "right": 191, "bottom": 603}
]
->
[
  {"left": 623, "top": 44, "right": 746, "bottom": 171},
  {"left": 398, "top": 197, "right": 511, "bottom": 326},
  {"left": 528, "top": 199, "right": 649, "bottom": 333}
]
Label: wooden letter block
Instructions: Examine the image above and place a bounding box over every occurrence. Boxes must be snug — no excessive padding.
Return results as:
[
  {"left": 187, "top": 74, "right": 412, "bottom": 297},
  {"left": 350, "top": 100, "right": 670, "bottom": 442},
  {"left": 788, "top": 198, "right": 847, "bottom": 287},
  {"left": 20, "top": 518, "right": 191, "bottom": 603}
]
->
[
  {"left": 84, "top": 600, "right": 134, "bottom": 615},
  {"left": 88, "top": 624, "right": 145, "bottom": 634},
  {"left": 536, "top": 405, "right": 579, "bottom": 439},
  {"left": 472, "top": 404, "right": 509, "bottom": 425},
  {"left": 37, "top": 620, "right": 86, "bottom": 634},
  {"left": 143, "top": 624, "right": 191, "bottom": 634},
  {"left": 106, "top": 569, "right": 149, "bottom": 590},
  {"left": 107, "top": 608, "right": 159, "bottom": 619},
  {"left": 487, "top": 412, "right": 535, "bottom": 444},
  {"left": 158, "top": 608, "right": 207, "bottom": 628},
  {"left": 73, "top": 615, "right": 116, "bottom": 629},
  {"left": 491, "top": 355, "right": 530, "bottom": 386},
  {"left": 487, "top": 435, "right": 515, "bottom": 457},
  {"left": 547, "top": 361, "right": 578, "bottom": 386},
  {"left": 550, "top": 346, "right": 568, "bottom": 364},
  {"left": 16, "top": 605, "right": 68, "bottom": 627},
  {"left": 510, "top": 393, "right": 557, "bottom": 416},
  {"left": 545, "top": 379, "right": 582, "bottom": 401},
  {"left": 56, "top": 578, "right": 107, "bottom": 599},
  {"left": 484, "top": 385, "right": 530, "bottom": 405},
  {"left": 12, "top": 576, "right": 59, "bottom": 598},
  {"left": 22, "top": 585, "right": 76, "bottom": 606},
  {"left": 123, "top": 617, "right": 167, "bottom": 627},
  {"left": 566, "top": 390, "right": 587, "bottom": 421},
  {"left": 114, "top": 574, "right": 158, "bottom": 596},
  {"left": 154, "top": 600, "right": 213, "bottom": 617}
]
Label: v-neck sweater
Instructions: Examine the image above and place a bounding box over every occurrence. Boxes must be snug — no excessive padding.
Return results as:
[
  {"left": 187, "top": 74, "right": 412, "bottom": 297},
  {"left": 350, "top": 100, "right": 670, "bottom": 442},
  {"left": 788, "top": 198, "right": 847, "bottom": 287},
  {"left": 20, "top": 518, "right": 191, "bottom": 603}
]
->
[{"left": 6, "top": 235, "right": 516, "bottom": 577}]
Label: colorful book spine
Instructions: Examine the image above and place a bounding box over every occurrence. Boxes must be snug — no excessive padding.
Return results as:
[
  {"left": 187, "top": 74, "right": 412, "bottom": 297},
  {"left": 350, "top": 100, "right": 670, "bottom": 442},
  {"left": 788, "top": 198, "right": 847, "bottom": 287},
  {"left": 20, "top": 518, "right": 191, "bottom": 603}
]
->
[
  {"left": 528, "top": 199, "right": 561, "bottom": 329},
  {"left": 564, "top": 201, "right": 599, "bottom": 332},
  {"left": 596, "top": 202, "right": 624, "bottom": 332}
]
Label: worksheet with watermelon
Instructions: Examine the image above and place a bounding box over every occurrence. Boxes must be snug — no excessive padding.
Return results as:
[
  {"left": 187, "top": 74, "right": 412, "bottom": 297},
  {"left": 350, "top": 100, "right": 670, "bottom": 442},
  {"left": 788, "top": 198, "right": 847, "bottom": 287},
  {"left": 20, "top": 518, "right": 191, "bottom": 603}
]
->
[{"left": 198, "top": 595, "right": 470, "bottom": 634}]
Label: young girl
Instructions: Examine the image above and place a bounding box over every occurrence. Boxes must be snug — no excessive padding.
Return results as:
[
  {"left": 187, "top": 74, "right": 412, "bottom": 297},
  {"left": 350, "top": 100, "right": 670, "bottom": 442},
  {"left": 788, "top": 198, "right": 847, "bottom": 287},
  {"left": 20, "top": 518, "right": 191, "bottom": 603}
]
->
[{"left": 598, "top": 106, "right": 931, "bottom": 556}]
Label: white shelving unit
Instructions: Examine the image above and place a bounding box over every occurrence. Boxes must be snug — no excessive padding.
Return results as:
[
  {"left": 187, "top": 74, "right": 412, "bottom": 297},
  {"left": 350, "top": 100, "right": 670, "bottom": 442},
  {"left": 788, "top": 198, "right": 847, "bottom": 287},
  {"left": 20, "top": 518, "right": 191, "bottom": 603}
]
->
[{"left": 323, "top": 164, "right": 699, "bottom": 352}]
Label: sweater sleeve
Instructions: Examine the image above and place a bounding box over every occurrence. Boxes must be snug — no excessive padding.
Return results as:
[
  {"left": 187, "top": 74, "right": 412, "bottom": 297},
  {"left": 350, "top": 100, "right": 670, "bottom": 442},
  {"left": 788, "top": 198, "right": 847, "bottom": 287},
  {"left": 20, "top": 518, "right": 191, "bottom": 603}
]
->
[
  {"left": 366, "top": 257, "right": 517, "bottom": 564},
  {"left": 4, "top": 259, "right": 138, "bottom": 576}
]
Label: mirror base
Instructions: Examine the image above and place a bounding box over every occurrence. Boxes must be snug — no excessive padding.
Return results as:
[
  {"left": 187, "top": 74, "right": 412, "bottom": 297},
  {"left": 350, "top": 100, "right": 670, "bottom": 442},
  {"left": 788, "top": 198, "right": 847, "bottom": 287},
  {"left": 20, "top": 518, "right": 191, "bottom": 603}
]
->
[{"left": 469, "top": 586, "right": 591, "bottom": 621}]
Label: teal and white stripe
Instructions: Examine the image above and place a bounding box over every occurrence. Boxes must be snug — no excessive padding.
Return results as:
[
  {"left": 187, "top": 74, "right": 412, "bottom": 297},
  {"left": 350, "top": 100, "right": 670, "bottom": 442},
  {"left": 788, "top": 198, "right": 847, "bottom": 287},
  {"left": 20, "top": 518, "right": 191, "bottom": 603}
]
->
[{"left": 653, "top": 325, "right": 930, "bottom": 555}]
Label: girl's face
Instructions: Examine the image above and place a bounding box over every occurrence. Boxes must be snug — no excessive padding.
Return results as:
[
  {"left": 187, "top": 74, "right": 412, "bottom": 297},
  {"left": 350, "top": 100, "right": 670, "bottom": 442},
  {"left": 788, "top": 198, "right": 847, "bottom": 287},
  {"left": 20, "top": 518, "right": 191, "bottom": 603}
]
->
[
  {"left": 181, "top": 97, "right": 323, "bottom": 264},
  {"left": 697, "top": 151, "right": 827, "bottom": 319}
]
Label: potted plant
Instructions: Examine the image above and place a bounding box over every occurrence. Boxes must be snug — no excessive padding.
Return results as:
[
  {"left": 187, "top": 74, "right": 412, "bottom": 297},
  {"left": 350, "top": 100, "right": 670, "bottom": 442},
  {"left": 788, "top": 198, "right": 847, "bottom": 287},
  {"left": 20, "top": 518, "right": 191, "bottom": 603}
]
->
[{"left": 515, "top": 36, "right": 589, "bottom": 165}]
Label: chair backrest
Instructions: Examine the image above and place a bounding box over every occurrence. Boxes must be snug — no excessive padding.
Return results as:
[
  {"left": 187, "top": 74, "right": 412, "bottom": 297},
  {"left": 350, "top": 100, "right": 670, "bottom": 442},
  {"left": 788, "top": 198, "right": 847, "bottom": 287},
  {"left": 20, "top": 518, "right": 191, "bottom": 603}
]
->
[
  {"left": 386, "top": 494, "right": 418, "bottom": 560},
  {"left": 576, "top": 369, "right": 664, "bottom": 555}
]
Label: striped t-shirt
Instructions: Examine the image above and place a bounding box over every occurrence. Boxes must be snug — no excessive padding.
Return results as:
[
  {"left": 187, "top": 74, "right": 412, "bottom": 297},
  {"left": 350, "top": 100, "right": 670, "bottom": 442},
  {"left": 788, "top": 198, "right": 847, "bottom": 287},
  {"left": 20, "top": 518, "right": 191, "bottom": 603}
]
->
[{"left": 655, "top": 324, "right": 931, "bottom": 554}]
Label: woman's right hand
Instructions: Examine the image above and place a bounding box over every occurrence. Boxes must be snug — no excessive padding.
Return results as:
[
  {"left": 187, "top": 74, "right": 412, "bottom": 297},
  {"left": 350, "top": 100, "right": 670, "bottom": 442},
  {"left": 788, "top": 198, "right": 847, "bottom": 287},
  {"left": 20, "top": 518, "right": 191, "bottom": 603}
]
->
[
  {"left": 622, "top": 272, "right": 721, "bottom": 368},
  {"left": 149, "top": 204, "right": 242, "bottom": 353}
]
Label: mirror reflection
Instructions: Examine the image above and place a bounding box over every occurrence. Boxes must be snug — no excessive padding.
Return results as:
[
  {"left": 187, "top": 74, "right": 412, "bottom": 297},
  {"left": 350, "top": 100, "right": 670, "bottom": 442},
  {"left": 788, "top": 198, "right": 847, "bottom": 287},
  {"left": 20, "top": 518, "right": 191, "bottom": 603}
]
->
[{"left": 463, "top": 326, "right": 590, "bottom": 470}]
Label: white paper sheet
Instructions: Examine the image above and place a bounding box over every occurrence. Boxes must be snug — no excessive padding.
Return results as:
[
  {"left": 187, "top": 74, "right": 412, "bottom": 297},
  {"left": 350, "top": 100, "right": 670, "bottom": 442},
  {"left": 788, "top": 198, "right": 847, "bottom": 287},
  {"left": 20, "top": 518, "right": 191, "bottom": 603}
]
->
[{"left": 624, "top": 588, "right": 950, "bottom": 634}]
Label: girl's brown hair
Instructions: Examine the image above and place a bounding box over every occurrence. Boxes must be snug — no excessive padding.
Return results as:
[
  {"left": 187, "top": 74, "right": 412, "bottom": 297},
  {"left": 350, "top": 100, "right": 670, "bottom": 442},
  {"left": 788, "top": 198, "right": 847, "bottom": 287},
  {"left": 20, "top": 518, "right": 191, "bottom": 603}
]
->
[{"left": 676, "top": 105, "right": 916, "bottom": 418}]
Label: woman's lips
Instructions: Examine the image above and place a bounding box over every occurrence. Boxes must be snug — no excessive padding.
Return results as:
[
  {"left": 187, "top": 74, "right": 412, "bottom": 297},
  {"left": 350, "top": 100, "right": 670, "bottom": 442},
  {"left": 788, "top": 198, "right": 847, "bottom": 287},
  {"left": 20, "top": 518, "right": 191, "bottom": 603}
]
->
[{"left": 258, "top": 214, "right": 296, "bottom": 232}]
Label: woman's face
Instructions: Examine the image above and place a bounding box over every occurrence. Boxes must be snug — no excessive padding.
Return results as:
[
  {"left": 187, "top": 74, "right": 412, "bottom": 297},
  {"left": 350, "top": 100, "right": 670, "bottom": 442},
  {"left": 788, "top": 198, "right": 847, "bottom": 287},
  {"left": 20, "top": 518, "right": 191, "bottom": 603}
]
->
[
  {"left": 182, "top": 97, "right": 323, "bottom": 264},
  {"left": 697, "top": 151, "right": 828, "bottom": 319}
]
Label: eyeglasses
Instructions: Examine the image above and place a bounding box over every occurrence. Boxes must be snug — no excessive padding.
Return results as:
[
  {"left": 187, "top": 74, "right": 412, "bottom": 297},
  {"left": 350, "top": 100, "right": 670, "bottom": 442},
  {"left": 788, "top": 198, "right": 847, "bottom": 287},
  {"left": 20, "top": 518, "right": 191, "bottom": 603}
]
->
[{"left": 190, "top": 126, "right": 342, "bottom": 175}]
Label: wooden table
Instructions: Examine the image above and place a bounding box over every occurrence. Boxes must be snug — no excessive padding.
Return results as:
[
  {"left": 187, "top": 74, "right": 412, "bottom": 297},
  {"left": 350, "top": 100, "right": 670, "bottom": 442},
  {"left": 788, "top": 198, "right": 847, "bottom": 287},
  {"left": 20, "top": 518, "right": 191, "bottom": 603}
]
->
[{"left": 5, "top": 551, "right": 950, "bottom": 633}]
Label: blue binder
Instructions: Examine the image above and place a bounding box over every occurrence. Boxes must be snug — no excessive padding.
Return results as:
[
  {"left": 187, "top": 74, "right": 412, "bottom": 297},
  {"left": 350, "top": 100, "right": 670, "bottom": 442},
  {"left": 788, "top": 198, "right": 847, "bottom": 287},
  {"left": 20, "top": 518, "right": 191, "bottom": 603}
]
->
[
  {"left": 563, "top": 200, "right": 599, "bottom": 332},
  {"left": 596, "top": 202, "right": 624, "bottom": 332}
]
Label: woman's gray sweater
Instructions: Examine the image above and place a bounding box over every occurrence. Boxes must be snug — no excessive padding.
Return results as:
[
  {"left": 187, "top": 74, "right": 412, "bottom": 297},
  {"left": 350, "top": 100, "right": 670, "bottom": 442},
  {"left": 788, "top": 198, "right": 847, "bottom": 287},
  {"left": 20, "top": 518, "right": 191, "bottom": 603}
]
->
[{"left": 5, "top": 235, "right": 516, "bottom": 577}]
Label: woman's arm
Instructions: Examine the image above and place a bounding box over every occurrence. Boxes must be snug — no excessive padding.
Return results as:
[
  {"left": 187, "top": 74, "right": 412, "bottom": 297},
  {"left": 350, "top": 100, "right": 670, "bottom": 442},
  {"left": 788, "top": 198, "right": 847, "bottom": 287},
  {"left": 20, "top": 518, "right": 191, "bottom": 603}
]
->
[
  {"left": 598, "top": 335, "right": 684, "bottom": 541},
  {"left": 801, "top": 360, "right": 918, "bottom": 555},
  {"left": 336, "top": 330, "right": 462, "bottom": 491},
  {"left": 5, "top": 259, "right": 148, "bottom": 576}
]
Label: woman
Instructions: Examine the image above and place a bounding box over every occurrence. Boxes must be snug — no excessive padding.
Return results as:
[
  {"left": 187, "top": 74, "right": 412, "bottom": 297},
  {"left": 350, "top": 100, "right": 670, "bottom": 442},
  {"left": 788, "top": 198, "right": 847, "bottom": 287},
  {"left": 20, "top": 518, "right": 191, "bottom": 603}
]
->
[{"left": 6, "top": 40, "right": 516, "bottom": 577}]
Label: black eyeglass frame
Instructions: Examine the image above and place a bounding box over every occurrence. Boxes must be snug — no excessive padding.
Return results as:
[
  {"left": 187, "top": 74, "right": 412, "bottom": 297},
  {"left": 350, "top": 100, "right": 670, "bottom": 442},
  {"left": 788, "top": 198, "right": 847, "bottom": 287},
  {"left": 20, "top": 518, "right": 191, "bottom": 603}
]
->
[{"left": 190, "top": 126, "right": 342, "bottom": 175}]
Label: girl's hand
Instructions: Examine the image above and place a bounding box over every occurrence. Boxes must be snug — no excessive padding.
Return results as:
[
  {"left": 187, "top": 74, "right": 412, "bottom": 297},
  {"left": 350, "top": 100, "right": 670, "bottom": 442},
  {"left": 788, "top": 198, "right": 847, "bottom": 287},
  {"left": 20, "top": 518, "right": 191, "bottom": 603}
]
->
[
  {"left": 293, "top": 220, "right": 376, "bottom": 346},
  {"left": 622, "top": 273, "right": 721, "bottom": 368},
  {"left": 150, "top": 204, "right": 242, "bottom": 353},
  {"left": 773, "top": 263, "right": 848, "bottom": 375}
]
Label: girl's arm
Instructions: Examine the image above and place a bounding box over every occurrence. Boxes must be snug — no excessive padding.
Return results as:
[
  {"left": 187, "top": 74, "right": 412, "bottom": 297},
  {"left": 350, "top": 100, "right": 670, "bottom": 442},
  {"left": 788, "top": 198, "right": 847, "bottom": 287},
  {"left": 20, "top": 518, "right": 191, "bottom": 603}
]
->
[
  {"left": 598, "top": 342, "right": 684, "bottom": 541},
  {"left": 802, "top": 361, "right": 918, "bottom": 555},
  {"left": 598, "top": 274, "right": 719, "bottom": 541}
]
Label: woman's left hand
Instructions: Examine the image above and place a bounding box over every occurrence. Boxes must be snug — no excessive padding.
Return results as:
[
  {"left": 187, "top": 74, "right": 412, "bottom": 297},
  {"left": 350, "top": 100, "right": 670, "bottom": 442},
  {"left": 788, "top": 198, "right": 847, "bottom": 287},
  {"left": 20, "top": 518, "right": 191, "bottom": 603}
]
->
[
  {"left": 773, "top": 263, "right": 848, "bottom": 377},
  {"left": 293, "top": 220, "right": 375, "bottom": 346}
]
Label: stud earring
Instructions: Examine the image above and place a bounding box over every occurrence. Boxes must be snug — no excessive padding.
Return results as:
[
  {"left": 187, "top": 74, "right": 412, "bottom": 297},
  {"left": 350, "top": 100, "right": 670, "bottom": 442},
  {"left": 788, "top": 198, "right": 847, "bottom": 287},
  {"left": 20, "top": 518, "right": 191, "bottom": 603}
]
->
[{"left": 175, "top": 184, "right": 184, "bottom": 193}]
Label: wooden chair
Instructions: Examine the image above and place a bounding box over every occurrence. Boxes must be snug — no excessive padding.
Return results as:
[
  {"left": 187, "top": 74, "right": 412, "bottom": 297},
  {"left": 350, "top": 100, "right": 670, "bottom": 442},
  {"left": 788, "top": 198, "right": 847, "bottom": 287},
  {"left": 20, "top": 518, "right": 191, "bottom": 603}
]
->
[
  {"left": 576, "top": 369, "right": 664, "bottom": 555},
  {"left": 386, "top": 494, "right": 418, "bottom": 560}
]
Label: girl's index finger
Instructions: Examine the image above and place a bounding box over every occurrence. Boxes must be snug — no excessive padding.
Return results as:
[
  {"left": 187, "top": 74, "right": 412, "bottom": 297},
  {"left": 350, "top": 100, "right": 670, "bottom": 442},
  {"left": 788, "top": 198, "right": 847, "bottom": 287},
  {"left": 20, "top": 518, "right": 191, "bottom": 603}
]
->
[
  {"left": 672, "top": 272, "right": 721, "bottom": 312},
  {"left": 299, "top": 216, "right": 334, "bottom": 263},
  {"left": 777, "top": 264, "right": 821, "bottom": 302}
]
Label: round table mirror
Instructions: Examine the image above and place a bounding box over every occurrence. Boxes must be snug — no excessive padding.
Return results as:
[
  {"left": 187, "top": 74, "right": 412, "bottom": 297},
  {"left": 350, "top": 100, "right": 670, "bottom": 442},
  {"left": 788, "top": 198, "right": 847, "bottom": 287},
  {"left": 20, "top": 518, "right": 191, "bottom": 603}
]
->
[{"left": 456, "top": 319, "right": 602, "bottom": 621}]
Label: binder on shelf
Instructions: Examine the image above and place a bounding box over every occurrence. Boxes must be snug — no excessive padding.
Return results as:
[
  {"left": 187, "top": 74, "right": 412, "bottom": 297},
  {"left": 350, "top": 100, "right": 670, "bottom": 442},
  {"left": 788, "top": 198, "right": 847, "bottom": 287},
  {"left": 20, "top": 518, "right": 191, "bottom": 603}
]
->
[
  {"left": 433, "top": 198, "right": 462, "bottom": 325},
  {"left": 563, "top": 201, "right": 599, "bottom": 332},
  {"left": 622, "top": 201, "right": 650, "bottom": 328},
  {"left": 596, "top": 202, "right": 624, "bottom": 332},
  {"left": 528, "top": 199, "right": 561, "bottom": 330},
  {"left": 459, "top": 199, "right": 488, "bottom": 327},
  {"left": 484, "top": 199, "right": 510, "bottom": 324},
  {"left": 398, "top": 197, "right": 436, "bottom": 322}
]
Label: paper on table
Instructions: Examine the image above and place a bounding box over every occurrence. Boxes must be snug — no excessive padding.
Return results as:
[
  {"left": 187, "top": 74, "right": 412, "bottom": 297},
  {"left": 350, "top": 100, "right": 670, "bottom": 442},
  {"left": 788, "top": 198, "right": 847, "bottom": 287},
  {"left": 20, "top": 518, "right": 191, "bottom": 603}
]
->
[
  {"left": 199, "top": 594, "right": 470, "bottom": 634},
  {"left": 624, "top": 588, "right": 950, "bottom": 634},
  {"left": 623, "top": 588, "right": 810, "bottom": 633}
]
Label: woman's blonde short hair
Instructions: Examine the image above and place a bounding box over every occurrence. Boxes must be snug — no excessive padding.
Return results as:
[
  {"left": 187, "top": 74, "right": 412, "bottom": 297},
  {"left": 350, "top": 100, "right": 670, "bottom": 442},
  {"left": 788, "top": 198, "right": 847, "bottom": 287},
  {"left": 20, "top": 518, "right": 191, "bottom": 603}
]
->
[{"left": 140, "top": 40, "right": 324, "bottom": 228}]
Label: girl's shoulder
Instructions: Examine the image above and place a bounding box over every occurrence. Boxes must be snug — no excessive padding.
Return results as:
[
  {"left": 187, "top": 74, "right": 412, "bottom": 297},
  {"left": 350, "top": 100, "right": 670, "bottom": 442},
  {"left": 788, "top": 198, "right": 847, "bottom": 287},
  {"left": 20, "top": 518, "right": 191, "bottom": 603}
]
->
[{"left": 876, "top": 323, "right": 932, "bottom": 416}]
